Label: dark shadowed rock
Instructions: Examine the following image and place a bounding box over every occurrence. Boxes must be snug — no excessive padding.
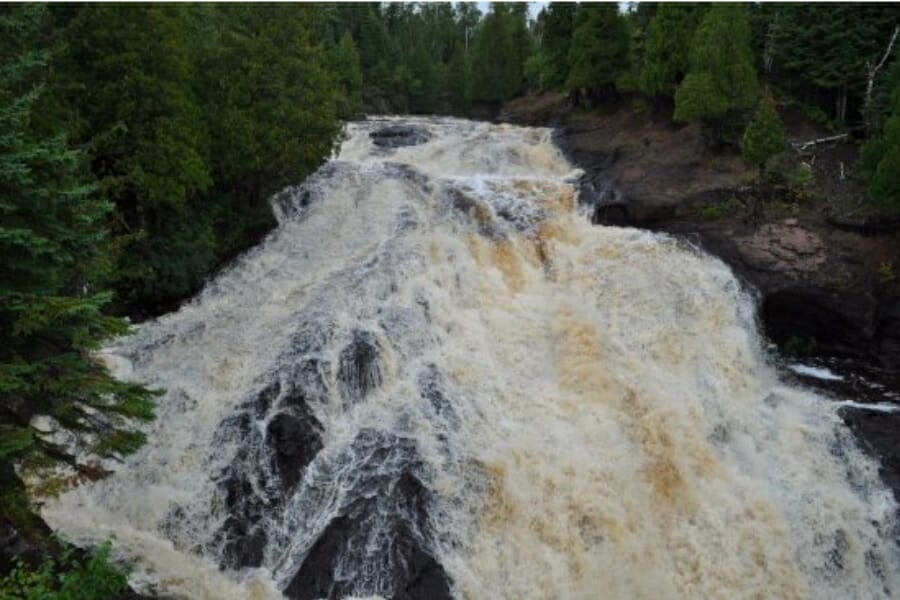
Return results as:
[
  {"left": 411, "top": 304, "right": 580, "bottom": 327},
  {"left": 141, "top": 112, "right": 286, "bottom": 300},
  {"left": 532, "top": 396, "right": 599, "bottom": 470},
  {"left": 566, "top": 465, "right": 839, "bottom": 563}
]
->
[
  {"left": 266, "top": 408, "right": 323, "bottom": 491},
  {"left": 841, "top": 407, "right": 900, "bottom": 506},
  {"left": 212, "top": 377, "right": 324, "bottom": 570},
  {"left": 370, "top": 125, "right": 431, "bottom": 148},
  {"left": 284, "top": 432, "right": 451, "bottom": 600},
  {"left": 338, "top": 331, "right": 383, "bottom": 405}
]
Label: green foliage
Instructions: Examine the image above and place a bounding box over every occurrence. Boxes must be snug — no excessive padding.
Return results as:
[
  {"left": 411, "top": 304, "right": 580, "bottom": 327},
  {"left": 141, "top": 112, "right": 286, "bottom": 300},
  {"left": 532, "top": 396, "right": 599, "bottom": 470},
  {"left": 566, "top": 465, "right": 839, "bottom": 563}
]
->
[
  {"left": 1, "top": 5, "right": 156, "bottom": 479},
  {"left": 0, "top": 425, "right": 33, "bottom": 460},
  {"left": 0, "top": 542, "right": 130, "bottom": 600},
  {"left": 446, "top": 42, "right": 471, "bottom": 112},
  {"left": 470, "top": 4, "right": 530, "bottom": 105},
  {"left": 699, "top": 205, "right": 723, "bottom": 221},
  {"left": 763, "top": 4, "right": 898, "bottom": 126},
  {"left": 331, "top": 32, "right": 364, "bottom": 119},
  {"left": 641, "top": 4, "right": 706, "bottom": 98},
  {"left": 861, "top": 65, "right": 900, "bottom": 212},
  {"left": 674, "top": 3, "right": 758, "bottom": 132},
  {"left": 565, "top": 3, "right": 630, "bottom": 100},
  {"left": 535, "top": 3, "right": 576, "bottom": 90},
  {"left": 673, "top": 73, "right": 729, "bottom": 121},
  {"left": 742, "top": 93, "right": 787, "bottom": 171},
  {"left": 46, "top": 4, "right": 348, "bottom": 312},
  {"left": 877, "top": 261, "right": 896, "bottom": 284}
]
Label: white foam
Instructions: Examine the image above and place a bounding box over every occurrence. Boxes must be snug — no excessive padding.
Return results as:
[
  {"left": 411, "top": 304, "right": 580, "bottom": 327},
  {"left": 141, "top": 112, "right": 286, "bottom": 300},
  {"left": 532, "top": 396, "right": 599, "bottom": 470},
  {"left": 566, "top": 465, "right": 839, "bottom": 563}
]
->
[
  {"left": 39, "top": 117, "right": 900, "bottom": 599},
  {"left": 789, "top": 363, "right": 845, "bottom": 381}
]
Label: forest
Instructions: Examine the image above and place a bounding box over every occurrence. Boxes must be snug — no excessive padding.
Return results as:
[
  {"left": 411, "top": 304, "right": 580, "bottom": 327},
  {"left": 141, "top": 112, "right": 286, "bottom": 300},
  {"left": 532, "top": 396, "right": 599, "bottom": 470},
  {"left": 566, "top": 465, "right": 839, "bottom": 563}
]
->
[{"left": 1, "top": 2, "right": 899, "bottom": 596}]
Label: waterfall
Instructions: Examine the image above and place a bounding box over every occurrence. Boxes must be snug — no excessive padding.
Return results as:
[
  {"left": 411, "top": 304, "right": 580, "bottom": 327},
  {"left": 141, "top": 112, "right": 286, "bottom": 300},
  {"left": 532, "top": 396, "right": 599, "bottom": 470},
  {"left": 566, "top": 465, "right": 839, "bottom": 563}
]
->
[{"left": 42, "top": 117, "right": 900, "bottom": 599}]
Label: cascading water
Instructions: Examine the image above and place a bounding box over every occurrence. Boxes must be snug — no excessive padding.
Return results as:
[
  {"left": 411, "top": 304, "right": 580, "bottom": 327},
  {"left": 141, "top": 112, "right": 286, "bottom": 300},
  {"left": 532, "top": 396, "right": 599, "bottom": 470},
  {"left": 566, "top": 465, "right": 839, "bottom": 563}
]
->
[{"left": 42, "top": 117, "right": 900, "bottom": 599}]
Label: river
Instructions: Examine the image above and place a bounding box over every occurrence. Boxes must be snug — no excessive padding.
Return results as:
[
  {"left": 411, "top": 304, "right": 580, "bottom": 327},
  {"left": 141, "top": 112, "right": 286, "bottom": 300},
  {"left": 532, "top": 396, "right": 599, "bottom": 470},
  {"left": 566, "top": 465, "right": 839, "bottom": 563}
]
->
[{"left": 42, "top": 117, "right": 900, "bottom": 599}]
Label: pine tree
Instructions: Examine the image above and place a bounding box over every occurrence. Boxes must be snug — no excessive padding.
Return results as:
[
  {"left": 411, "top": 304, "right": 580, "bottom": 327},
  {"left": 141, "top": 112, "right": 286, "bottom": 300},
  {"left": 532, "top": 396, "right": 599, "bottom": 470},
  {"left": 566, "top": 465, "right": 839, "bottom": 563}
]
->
[
  {"left": 0, "top": 5, "right": 156, "bottom": 478},
  {"left": 565, "top": 3, "right": 630, "bottom": 103},
  {"left": 447, "top": 42, "right": 470, "bottom": 113},
  {"left": 56, "top": 4, "right": 213, "bottom": 312},
  {"left": 538, "top": 3, "right": 576, "bottom": 90},
  {"left": 674, "top": 3, "right": 758, "bottom": 142},
  {"left": 470, "top": 4, "right": 528, "bottom": 106},
  {"left": 767, "top": 4, "right": 898, "bottom": 126},
  {"left": 641, "top": 4, "right": 706, "bottom": 98},
  {"left": 330, "top": 32, "right": 363, "bottom": 119},
  {"left": 742, "top": 93, "right": 787, "bottom": 175},
  {"left": 195, "top": 4, "right": 343, "bottom": 273},
  {"left": 861, "top": 75, "right": 900, "bottom": 212}
]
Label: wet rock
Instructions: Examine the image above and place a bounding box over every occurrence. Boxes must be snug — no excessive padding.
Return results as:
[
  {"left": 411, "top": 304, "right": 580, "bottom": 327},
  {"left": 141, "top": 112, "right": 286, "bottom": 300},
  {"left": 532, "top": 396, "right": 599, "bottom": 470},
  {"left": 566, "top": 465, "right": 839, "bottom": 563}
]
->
[
  {"left": 577, "top": 175, "right": 628, "bottom": 226},
  {"left": 762, "top": 288, "right": 877, "bottom": 358},
  {"left": 338, "top": 331, "right": 383, "bottom": 405},
  {"left": 284, "top": 432, "right": 451, "bottom": 600},
  {"left": 212, "top": 377, "right": 324, "bottom": 569},
  {"left": 841, "top": 407, "right": 900, "bottom": 506},
  {"left": 370, "top": 125, "right": 431, "bottom": 148},
  {"left": 266, "top": 407, "right": 323, "bottom": 491}
]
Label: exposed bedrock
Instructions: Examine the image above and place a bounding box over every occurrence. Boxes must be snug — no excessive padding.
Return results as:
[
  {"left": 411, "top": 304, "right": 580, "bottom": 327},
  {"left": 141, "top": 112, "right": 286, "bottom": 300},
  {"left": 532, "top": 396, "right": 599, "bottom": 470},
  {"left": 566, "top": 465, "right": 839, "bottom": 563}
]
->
[
  {"left": 370, "top": 124, "right": 432, "bottom": 148},
  {"left": 207, "top": 325, "right": 451, "bottom": 598}
]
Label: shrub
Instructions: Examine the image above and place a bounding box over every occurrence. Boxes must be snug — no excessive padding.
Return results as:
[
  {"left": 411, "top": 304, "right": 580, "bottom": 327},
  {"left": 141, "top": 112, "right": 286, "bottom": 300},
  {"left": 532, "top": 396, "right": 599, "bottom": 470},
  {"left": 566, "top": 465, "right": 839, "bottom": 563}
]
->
[{"left": 0, "top": 542, "right": 130, "bottom": 600}]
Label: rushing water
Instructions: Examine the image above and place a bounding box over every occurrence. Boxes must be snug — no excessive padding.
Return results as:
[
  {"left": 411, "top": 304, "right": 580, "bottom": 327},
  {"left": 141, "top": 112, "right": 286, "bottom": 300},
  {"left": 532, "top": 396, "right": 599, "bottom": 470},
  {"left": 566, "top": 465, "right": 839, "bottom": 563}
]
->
[{"left": 42, "top": 117, "right": 900, "bottom": 599}]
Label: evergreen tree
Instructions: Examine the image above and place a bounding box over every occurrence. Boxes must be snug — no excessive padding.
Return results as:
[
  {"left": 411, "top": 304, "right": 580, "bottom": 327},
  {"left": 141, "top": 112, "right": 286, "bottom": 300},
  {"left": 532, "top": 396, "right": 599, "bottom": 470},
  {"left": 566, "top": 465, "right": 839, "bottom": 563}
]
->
[
  {"left": 0, "top": 5, "right": 155, "bottom": 480},
  {"left": 565, "top": 3, "right": 630, "bottom": 103},
  {"left": 861, "top": 74, "right": 900, "bottom": 212},
  {"left": 447, "top": 42, "right": 471, "bottom": 113},
  {"left": 330, "top": 32, "right": 363, "bottom": 119},
  {"left": 742, "top": 93, "right": 787, "bottom": 175},
  {"left": 641, "top": 3, "right": 706, "bottom": 98},
  {"left": 195, "top": 4, "right": 343, "bottom": 273},
  {"left": 537, "top": 3, "right": 577, "bottom": 90},
  {"left": 55, "top": 4, "right": 213, "bottom": 312},
  {"left": 765, "top": 4, "right": 898, "bottom": 126},
  {"left": 470, "top": 4, "right": 528, "bottom": 106},
  {"left": 674, "top": 3, "right": 758, "bottom": 142}
]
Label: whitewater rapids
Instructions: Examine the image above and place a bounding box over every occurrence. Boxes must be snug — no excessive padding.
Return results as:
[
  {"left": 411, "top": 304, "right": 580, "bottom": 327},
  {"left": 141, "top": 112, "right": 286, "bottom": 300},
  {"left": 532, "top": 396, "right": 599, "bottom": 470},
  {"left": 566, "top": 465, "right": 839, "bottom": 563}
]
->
[{"left": 43, "top": 117, "right": 900, "bottom": 599}]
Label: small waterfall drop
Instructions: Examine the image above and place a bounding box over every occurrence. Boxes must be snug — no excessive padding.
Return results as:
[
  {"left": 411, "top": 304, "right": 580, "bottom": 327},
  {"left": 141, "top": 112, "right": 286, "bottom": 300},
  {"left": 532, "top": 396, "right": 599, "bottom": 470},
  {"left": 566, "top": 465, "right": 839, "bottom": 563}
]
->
[{"left": 43, "top": 117, "right": 900, "bottom": 599}]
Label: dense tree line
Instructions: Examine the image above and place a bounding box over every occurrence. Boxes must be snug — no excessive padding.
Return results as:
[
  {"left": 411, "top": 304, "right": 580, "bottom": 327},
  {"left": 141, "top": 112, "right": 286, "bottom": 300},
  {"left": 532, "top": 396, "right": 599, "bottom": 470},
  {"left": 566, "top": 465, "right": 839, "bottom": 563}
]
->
[{"left": 276, "top": 1, "right": 898, "bottom": 228}]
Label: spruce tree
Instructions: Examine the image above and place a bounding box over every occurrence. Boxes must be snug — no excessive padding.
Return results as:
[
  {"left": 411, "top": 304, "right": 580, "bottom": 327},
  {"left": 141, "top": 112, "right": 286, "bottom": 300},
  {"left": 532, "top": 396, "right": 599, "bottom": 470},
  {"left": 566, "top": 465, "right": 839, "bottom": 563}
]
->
[
  {"left": 447, "top": 43, "right": 471, "bottom": 113},
  {"left": 674, "top": 3, "right": 758, "bottom": 142},
  {"left": 0, "top": 5, "right": 156, "bottom": 479},
  {"left": 330, "top": 32, "right": 363, "bottom": 119},
  {"left": 742, "top": 93, "right": 787, "bottom": 175},
  {"left": 641, "top": 4, "right": 706, "bottom": 98},
  {"left": 767, "top": 4, "right": 898, "bottom": 126},
  {"left": 539, "top": 3, "right": 577, "bottom": 90},
  {"left": 861, "top": 76, "right": 900, "bottom": 212},
  {"left": 56, "top": 4, "right": 213, "bottom": 312},
  {"left": 565, "top": 3, "right": 630, "bottom": 103},
  {"left": 470, "top": 4, "right": 528, "bottom": 106}
]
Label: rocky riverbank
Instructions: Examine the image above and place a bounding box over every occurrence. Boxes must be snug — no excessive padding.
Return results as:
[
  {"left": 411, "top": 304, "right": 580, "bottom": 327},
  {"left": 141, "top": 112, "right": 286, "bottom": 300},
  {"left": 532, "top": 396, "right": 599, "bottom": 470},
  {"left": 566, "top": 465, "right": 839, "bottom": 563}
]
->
[{"left": 500, "top": 91, "right": 900, "bottom": 504}]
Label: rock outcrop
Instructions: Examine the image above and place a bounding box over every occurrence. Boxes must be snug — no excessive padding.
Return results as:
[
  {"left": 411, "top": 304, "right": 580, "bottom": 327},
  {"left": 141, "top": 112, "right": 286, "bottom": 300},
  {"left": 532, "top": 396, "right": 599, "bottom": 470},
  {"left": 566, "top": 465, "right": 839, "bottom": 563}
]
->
[{"left": 370, "top": 124, "right": 431, "bottom": 148}]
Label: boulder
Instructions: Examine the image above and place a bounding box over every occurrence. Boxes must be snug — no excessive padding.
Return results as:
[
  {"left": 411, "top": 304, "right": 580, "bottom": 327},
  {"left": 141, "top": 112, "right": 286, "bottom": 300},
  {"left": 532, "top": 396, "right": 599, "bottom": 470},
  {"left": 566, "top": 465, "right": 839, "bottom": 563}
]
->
[{"left": 370, "top": 125, "right": 431, "bottom": 148}]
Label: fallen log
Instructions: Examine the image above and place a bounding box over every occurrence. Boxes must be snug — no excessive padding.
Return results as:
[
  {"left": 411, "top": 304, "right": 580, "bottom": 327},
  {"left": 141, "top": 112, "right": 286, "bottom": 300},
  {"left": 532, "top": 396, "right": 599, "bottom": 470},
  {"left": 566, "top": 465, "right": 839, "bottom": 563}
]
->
[{"left": 790, "top": 133, "right": 849, "bottom": 152}]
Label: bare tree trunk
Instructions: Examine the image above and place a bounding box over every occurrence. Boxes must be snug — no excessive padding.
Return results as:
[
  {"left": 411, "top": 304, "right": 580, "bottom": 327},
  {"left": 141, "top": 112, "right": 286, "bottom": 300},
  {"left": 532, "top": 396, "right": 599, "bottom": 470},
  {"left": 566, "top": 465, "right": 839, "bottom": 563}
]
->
[
  {"left": 865, "top": 25, "right": 900, "bottom": 134},
  {"left": 790, "top": 133, "right": 849, "bottom": 152},
  {"left": 763, "top": 10, "right": 780, "bottom": 73},
  {"left": 836, "top": 82, "right": 848, "bottom": 125}
]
